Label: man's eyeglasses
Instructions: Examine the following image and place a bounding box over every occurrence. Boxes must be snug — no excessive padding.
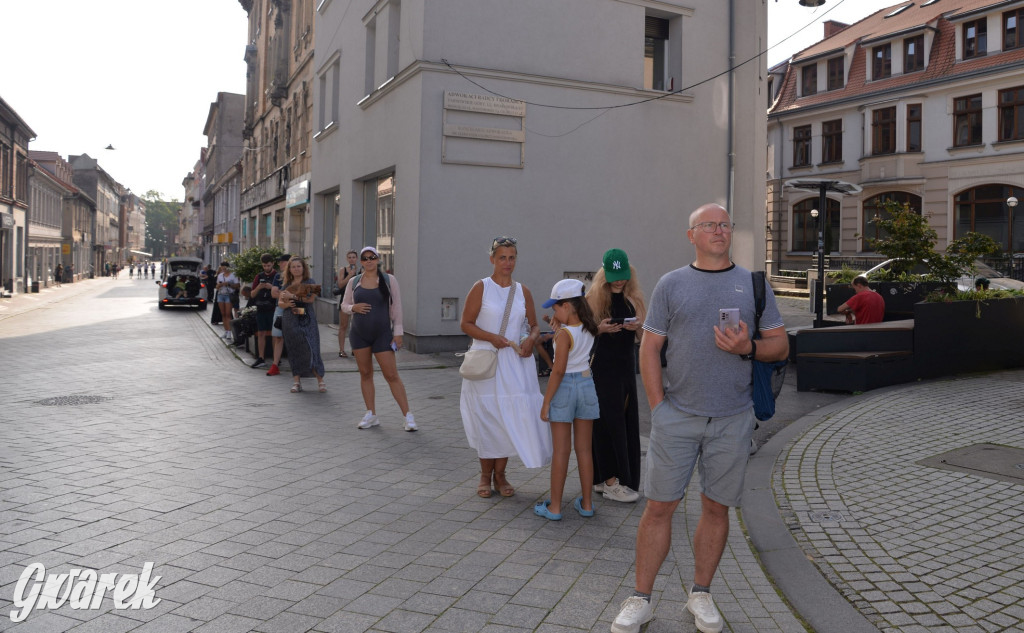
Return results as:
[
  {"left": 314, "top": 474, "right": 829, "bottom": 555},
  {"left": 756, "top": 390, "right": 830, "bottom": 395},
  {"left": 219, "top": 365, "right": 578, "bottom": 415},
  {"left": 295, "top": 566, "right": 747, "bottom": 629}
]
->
[
  {"left": 690, "top": 221, "right": 735, "bottom": 234},
  {"left": 361, "top": 254, "right": 379, "bottom": 261},
  {"left": 491, "top": 236, "right": 517, "bottom": 250}
]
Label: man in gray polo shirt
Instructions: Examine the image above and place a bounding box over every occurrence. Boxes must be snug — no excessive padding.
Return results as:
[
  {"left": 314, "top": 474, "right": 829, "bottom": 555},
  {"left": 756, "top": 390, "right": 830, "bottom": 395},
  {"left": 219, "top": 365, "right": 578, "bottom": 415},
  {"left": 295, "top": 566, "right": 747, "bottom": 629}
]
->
[{"left": 611, "top": 203, "right": 788, "bottom": 633}]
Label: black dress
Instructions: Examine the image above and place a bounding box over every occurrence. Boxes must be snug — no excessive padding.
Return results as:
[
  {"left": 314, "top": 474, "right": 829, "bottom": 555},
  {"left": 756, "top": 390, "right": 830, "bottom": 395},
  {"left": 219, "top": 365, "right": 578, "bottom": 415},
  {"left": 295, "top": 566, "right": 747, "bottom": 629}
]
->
[{"left": 591, "top": 292, "right": 641, "bottom": 491}]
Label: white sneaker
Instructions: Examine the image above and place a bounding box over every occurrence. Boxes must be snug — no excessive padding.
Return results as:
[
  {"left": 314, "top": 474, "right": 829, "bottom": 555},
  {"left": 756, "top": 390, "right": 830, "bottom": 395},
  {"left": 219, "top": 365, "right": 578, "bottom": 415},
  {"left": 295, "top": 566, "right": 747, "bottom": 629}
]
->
[
  {"left": 404, "top": 412, "right": 418, "bottom": 432},
  {"left": 603, "top": 483, "right": 640, "bottom": 503},
  {"left": 686, "top": 590, "right": 723, "bottom": 633},
  {"left": 610, "top": 596, "right": 653, "bottom": 633},
  {"left": 358, "top": 411, "right": 379, "bottom": 429},
  {"left": 593, "top": 481, "right": 606, "bottom": 493}
]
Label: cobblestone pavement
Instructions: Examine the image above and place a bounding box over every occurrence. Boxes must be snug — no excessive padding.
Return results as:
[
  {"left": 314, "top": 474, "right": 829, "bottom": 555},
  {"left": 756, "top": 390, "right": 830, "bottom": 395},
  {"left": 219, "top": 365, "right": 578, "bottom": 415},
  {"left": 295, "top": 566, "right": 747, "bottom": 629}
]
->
[
  {"left": 776, "top": 371, "right": 1024, "bottom": 633},
  {"left": 0, "top": 278, "right": 802, "bottom": 632}
]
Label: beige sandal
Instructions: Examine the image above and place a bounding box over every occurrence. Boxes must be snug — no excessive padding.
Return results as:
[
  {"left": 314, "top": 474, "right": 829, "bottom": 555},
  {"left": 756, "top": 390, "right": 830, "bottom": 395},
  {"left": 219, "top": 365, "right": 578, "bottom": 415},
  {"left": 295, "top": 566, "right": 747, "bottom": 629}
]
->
[{"left": 477, "top": 473, "right": 493, "bottom": 498}]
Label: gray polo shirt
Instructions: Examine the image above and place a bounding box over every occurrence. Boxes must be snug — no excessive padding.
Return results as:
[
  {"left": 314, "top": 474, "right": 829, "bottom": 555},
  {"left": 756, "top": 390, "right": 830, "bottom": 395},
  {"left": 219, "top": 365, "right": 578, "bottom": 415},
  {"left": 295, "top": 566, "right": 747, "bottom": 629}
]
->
[{"left": 643, "top": 264, "right": 784, "bottom": 418}]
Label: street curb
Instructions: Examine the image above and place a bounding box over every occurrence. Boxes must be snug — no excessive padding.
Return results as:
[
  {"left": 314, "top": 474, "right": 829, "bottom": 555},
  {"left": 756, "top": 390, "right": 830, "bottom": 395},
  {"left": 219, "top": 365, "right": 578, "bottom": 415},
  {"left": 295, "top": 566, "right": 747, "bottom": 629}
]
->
[{"left": 743, "top": 395, "right": 883, "bottom": 633}]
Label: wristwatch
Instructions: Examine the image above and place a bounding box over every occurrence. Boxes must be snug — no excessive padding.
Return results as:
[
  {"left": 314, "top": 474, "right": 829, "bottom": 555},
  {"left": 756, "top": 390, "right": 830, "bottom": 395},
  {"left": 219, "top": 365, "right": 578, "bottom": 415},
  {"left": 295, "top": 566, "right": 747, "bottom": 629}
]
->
[{"left": 739, "top": 339, "right": 757, "bottom": 361}]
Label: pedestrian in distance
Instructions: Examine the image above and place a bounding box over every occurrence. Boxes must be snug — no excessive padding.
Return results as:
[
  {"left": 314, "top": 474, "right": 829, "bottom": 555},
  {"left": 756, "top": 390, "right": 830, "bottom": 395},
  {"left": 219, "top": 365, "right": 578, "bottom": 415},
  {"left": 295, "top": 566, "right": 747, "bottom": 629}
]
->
[
  {"left": 214, "top": 261, "right": 240, "bottom": 341},
  {"left": 265, "top": 254, "right": 291, "bottom": 376},
  {"left": 534, "top": 279, "right": 600, "bottom": 521},
  {"left": 335, "top": 250, "right": 359, "bottom": 358},
  {"left": 587, "top": 248, "right": 646, "bottom": 504},
  {"left": 611, "top": 203, "right": 788, "bottom": 633},
  {"left": 340, "top": 246, "right": 417, "bottom": 431},
  {"left": 459, "top": 236, "right": 551, "bottom": 499},
  {"left": 279, "top": 257, "right": 326, "bottom": 393},
  {"left": 129, "top": 263, "right": 134, "bottom": 279},
  {"left": 249, "top": 254, "right": 282, "bottom": 369},
  {"left": 54, "top": 264, "right": 63, "bottom": 288}
]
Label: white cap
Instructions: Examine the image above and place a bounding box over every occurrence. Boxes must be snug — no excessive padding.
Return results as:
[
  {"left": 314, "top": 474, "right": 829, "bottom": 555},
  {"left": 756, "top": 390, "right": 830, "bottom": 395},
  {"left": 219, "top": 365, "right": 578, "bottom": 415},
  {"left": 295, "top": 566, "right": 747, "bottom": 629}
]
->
[
  {"left": 542, "top": 279, "right": 586, "bottom": 308},
  {"left": 359, "top": 246, "right": 379, "bottom": 259}
]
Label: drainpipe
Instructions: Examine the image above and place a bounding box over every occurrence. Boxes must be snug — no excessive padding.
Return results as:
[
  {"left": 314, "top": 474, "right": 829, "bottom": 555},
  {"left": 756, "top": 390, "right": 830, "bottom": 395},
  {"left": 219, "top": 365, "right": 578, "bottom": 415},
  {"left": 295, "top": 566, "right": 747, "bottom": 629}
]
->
[{"left": 727, "top": 0, "right": 736, "bottom": 215}]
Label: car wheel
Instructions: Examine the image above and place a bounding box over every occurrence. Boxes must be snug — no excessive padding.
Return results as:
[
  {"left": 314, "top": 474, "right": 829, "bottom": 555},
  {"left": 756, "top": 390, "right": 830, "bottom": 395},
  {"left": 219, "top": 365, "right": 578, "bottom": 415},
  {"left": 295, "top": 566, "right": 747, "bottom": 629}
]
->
[
  {"left": 198, "top": 303, "right": 207, "bottom": 311},
  {"left": 158, "top": 303, "right": 166, "bottom": 310}
]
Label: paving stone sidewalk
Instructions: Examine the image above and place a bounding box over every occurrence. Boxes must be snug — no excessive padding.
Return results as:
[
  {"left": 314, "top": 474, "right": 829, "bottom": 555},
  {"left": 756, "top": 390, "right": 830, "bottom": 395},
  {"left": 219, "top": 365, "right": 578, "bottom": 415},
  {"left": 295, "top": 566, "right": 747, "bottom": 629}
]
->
[{"left": 0, "top": 277, "right": 803, "bottom": 632}]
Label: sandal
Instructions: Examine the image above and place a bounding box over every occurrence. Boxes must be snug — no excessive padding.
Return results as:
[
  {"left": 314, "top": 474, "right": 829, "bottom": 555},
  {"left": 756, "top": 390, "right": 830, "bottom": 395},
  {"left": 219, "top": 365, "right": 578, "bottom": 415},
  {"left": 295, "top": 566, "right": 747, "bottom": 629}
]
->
[
  {"left": 493, "top": 472, "right": 515, "bottom": 497},
  {"left": 318, "top": 380, "right": 327, "bottom": 393},
  {"left": 290, "top": 382, "right": 302, "bottom": 393},
  {"left": 533, "top": 500, "right": 562, "bottom": 521},
  {"left": 477, "top": 473, "right": 493, "bottom": 499},
  {"left": 338, "top": 351, "right": 348, "bottom": 358}
]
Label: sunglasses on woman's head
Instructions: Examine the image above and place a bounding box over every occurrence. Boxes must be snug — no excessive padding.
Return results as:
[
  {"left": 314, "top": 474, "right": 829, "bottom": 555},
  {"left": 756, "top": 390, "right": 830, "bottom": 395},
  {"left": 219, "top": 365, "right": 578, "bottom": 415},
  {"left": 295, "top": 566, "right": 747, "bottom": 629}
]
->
[
  {"left": 361, "top": 254, "right": 378, "bottom": 261},
  {"left": 491, "top": 236, "right": 517, "bottom": 249}
]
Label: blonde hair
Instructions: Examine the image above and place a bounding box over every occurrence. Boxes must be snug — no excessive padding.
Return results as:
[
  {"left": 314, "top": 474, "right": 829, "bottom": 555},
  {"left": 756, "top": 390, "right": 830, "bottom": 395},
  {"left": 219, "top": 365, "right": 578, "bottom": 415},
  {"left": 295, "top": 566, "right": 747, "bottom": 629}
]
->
[
  {"left": 585, "top": 265, "right": 646, "bottom": 328},
  {"left": 282, "top": 256, "right": 310, "bottom": 286}
]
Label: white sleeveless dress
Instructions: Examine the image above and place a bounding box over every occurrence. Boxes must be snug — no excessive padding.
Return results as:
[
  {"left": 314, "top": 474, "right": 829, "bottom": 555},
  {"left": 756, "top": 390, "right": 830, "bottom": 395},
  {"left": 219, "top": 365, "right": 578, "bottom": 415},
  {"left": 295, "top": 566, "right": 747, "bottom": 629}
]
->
[{"left": 460, "top": 278, "right": 552, "bottom": 468}]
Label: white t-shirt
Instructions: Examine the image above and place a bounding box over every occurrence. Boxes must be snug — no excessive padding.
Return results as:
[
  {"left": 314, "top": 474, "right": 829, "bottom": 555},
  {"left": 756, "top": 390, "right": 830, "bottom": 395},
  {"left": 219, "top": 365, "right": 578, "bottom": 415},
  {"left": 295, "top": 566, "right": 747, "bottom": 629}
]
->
[{"left": 216, "top": 272, "right": 239, "bottom": 294}]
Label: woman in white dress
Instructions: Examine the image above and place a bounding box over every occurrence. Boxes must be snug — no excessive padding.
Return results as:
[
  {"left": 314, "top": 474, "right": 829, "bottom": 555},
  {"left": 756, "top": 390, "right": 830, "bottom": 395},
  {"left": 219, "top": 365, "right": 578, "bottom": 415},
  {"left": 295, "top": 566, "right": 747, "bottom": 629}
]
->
[{"left": 460, "top": 237, "right": 552, "bottom": 498}]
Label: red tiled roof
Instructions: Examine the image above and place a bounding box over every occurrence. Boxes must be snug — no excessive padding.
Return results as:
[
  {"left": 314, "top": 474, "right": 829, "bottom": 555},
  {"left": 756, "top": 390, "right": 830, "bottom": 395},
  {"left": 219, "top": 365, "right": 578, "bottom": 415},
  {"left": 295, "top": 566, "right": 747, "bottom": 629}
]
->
[{"left": 770, "top": 3, "right": 1024, "bottom": 116}]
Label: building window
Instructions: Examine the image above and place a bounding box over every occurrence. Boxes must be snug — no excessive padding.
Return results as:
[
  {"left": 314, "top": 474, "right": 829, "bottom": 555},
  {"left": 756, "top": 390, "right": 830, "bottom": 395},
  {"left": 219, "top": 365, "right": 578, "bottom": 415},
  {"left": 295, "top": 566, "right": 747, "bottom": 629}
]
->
[
  {"left": 955, "top": 185, "right": 1024, "bottom": 252},
  {"left": 793, "top": 125, "right": 812, "bottom": 167},
  {"left": 907, "top": 103, "right": 922, "bottom": 151},
  {"left": 954, "top": 94, "right": 983, "bottom": 146},
  {"left": 362, "top": 173, "right": 396, "bottom": 273},
  {"left": 904, "top": 35, "right": 924, "bottom": 73},
  {"left": 822, "top": 119, "right": 842, "bottom": 163},
  {"left": 872, "top": 44, "right": 891, "bottom": 80},
  {"left": 802, "top": 64, "right": 817, "bottom": 96},
  {"left": 964, "top": 18, "right": 987, "bottom": 58},
  {"left": 999, "top": 86, "right": 1024, "bottom": 141},
  {"left": 863, "top": 192, "right": 922, "bottom": 247},
  {"left": 792, "top": 198, "right": 840, "bottom": 253},
  {"left": 644, "top": 16, "right": 669, "bottom": 91},
  {"left": 872, "top": 107, "right": 896, "bottom": 155},
  {"left": 317, "top": 58, "right": 340, "bottom": 132},
  {"left": 827, "top": 56, "right": 844, "bottom": 91},
  {"left": 1006, "top": 9, "right": 1024, "bottom": 50}
]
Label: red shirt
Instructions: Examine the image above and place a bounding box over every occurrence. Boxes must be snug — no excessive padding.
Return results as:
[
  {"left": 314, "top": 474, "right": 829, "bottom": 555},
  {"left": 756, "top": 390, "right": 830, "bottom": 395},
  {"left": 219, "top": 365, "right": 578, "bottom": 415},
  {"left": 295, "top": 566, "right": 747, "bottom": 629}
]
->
[{"left": 846, "top": 290, "right": 885, "bottom": 324}]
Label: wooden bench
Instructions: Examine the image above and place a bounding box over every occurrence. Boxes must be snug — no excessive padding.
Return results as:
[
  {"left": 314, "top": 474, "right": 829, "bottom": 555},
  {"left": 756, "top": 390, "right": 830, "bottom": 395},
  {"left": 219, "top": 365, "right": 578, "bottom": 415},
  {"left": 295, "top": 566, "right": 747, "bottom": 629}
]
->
[{"left": 795, "top": 320, "right": 916, "bottom": 392}]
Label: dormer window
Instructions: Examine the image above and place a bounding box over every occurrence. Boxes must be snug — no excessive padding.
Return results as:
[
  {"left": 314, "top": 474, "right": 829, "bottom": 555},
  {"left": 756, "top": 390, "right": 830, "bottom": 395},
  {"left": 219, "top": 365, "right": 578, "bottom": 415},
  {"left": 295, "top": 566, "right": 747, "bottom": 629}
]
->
[
  {"left": 872, "top": 44, "right": 892, "bottom": 79},
  {"left": 904, "top": 35, "right": 925, "bottom": 72},
  {"left": 827, "top": 56, "right": 844, "bottom": 90},
  {"left": 964, "top": 18, "right": 987, "bottom": 58},
  {"left": 886, "top": 4, "right": 913, "bottom": 18},
  {"left": 802, "top": 64, "right": 818, "bottom": 96}
]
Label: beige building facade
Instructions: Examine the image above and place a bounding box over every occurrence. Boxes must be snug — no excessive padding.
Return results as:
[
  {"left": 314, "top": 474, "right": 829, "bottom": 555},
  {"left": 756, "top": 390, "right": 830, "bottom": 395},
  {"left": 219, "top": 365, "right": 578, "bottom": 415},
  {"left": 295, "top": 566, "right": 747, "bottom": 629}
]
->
[{"left": 768, "top": 0, "right": 1024, "bottom": 277}]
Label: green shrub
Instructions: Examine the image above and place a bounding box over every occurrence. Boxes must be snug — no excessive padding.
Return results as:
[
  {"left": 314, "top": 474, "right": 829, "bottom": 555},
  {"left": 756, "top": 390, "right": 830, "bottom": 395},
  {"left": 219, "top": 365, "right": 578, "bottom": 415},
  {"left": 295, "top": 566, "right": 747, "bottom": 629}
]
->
[{"left": 228, "top": 245, "right": 288, "bottom": 284}]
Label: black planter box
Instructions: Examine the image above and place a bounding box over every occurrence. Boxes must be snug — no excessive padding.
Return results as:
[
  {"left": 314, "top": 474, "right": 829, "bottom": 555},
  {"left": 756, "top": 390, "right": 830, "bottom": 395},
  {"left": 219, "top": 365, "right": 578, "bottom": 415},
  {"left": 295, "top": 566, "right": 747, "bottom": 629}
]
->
[{"left": 914, "top": 298, "right": 1024, "bottom": 379}]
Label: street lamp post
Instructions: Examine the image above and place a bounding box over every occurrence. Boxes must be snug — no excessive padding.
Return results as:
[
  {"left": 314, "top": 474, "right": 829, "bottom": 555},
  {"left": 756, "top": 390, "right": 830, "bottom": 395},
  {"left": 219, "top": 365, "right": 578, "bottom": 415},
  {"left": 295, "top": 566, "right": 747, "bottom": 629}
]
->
[{"left": 784, "top": 178, "right": 863, "bottom": 328}]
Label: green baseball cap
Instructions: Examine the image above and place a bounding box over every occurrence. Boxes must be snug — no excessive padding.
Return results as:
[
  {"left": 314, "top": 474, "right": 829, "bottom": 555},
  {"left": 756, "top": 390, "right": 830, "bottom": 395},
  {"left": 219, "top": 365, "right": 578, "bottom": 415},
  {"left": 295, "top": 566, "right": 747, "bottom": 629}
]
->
[{"left": 602, "top": 248, "right": 630, "bottom": 282}]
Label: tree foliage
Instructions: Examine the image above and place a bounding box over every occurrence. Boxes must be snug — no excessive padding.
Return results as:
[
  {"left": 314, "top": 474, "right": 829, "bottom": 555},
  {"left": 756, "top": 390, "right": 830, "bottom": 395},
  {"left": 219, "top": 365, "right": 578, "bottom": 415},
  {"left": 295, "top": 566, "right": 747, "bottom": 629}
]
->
[
  {"left": 866, "top": 201, "right": 1000, "bottom": 282},
  {"left": 228, "top": 244, "right": 288, "bottom": 285},
  {"left": 142, "top": 190, "right": 180, "bottom": 258}
]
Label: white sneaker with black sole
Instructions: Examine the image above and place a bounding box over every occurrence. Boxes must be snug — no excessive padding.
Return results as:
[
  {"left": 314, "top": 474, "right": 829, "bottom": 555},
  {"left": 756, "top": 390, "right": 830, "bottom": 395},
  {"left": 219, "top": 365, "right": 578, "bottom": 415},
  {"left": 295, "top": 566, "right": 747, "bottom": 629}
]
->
[
  {"left": 610, "top": 596, "right": 653, "bottom": 633},
  {"left": 686, "top": 590, "right": 723, "bottom": 633},
  {"left": 358, "top": 411, "right": 379, "bottom": 429}
]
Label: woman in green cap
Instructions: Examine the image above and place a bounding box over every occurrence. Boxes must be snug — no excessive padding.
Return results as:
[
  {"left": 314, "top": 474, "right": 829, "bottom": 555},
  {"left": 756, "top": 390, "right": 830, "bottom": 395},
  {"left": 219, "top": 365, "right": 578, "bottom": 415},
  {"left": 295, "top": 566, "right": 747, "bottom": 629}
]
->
[{"left": 586, "top": 248, "right": 646, "bottom": 503}]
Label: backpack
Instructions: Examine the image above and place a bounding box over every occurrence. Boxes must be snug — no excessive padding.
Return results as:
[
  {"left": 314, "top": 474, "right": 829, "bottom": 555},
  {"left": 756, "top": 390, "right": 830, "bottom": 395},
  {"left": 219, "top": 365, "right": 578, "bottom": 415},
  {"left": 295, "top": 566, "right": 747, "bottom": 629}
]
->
[
  {"left": 751, "top": 271, "right": 788, "bottom": 421},
  {"left": 351, "top": 270, "right": 392, "bottom": 305}
]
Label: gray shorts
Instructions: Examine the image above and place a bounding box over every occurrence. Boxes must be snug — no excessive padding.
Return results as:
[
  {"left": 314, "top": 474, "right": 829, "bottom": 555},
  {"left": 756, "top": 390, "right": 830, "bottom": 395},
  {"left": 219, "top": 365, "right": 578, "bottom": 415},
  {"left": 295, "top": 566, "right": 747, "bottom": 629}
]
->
[{"left": 644, "top": 401, "right": 755, "bottom": 507}]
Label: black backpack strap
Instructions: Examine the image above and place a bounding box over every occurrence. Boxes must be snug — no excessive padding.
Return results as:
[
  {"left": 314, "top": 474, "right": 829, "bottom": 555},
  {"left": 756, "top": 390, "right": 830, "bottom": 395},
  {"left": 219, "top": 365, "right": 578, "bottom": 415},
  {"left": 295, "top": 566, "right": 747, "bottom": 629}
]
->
[{"left": 751, "top": 271, "right": 766, "bottom": 338}]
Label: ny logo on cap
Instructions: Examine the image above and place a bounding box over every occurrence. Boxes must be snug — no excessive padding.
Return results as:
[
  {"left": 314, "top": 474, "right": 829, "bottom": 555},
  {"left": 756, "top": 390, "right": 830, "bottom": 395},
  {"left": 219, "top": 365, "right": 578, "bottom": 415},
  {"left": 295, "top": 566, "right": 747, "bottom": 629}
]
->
[{"left": 612, "top": 261, "right": 621, "bottom": 270}]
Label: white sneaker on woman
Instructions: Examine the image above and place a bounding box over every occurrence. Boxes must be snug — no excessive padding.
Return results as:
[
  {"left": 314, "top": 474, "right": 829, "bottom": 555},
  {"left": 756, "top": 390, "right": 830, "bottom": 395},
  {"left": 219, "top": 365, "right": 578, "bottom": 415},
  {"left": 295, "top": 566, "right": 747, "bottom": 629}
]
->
[
  {"left": 603, "top": 482, "right": 640, "bottom": 503},
  {"left": 404, "top": 412, "right": 418, "bottom": 432},
  {"left": 358, "top": 411, "right": 379, "bottom": 429}
]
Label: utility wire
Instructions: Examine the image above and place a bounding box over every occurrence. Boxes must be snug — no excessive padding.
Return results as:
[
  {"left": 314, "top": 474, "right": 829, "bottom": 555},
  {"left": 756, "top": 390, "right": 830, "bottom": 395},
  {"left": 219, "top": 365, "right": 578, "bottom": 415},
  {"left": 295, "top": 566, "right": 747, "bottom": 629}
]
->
[{"left": 438, "top": 0, "right": 846, "bottom": 112}]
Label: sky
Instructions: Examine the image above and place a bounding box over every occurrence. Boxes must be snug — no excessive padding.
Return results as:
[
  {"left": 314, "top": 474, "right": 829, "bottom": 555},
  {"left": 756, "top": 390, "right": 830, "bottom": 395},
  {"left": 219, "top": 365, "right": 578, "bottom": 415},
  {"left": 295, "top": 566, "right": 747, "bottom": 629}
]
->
[
  {"left": 0, "top": 1, "right": 248, "bottom": 202},
  {"left": 767, "top": 0, "right": 906, "bottom": 66},
  {"left": 0, "top": 0, "right": 901, "bottom": 203}
]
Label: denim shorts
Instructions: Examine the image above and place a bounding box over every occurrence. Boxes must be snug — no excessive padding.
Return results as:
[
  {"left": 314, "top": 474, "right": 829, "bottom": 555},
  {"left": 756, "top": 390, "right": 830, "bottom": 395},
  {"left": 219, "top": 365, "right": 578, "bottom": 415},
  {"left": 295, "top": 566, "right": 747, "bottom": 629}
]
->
[
  {"left": 271, "top": 306, "right": 284, "bottom": 337},
  {"left": 216, "top": 293, "right": 233, "bottom": 303},
  {"left": 644, "top": 401, "right": 755, "bottom": 507},
  {"left": 548, "top": 371, "right": 600, "bottom": 423}
]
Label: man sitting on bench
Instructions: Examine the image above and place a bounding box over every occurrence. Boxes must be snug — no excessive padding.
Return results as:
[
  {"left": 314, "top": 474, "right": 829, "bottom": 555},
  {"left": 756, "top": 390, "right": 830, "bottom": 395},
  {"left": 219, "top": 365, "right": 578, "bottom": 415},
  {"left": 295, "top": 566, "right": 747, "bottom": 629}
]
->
[{"left": 837, "top": 276, "right": 884, "bottom": 325}]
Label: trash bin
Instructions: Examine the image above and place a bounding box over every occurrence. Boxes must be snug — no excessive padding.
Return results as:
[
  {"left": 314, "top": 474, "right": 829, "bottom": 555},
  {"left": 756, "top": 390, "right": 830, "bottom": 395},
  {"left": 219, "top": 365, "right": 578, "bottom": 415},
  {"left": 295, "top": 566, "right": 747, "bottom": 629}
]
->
[{"left": 31, "top": 281, "right": 40, "bottom": 293}]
